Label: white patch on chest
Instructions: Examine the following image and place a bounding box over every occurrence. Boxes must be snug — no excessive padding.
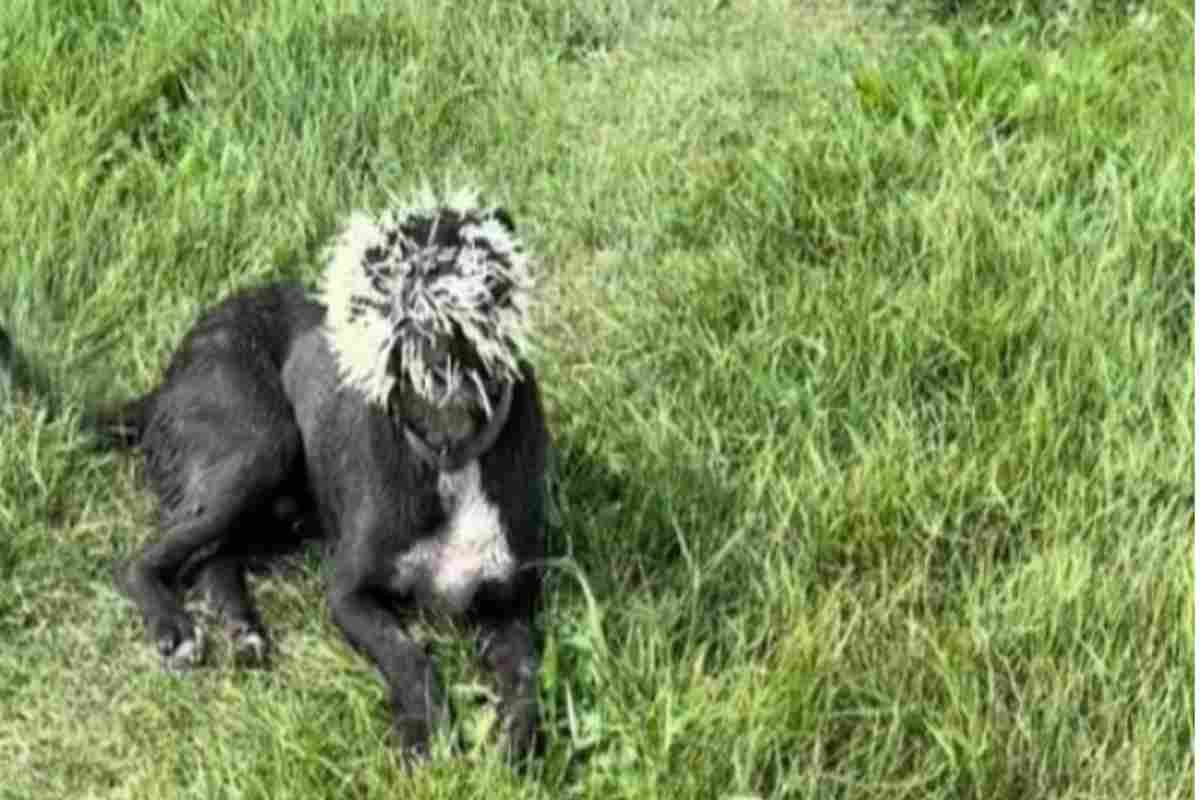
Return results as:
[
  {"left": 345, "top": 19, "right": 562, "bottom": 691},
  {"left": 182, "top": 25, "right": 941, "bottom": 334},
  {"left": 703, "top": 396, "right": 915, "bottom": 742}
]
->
[{"left": 392, "top": 459, "right": 516, "bottom": 614}]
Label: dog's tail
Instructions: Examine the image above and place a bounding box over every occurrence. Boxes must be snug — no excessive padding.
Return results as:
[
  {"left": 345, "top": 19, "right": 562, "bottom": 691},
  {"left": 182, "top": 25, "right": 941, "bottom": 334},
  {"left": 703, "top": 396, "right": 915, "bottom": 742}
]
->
[
  {"left": 0, "top": 326, "right": 13, "bottom": 403},
  {"left": 84, "top": 395, "right": 152, "bottom": 449},
  {"left": 1, "top": 324, "right": 148, "bottom": 449}
]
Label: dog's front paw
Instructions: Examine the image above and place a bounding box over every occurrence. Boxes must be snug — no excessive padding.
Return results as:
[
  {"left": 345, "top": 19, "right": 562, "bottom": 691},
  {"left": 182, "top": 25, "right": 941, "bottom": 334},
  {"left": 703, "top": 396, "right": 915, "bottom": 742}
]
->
[
  {"left": 499, "top": 696, "right": 541, "bottom": 761},
  {"left": 388, "top": 684, "right": 449, "bottom": 763},
  {"left": 389, "top": 713, "right": 435, "bottom": 762}
]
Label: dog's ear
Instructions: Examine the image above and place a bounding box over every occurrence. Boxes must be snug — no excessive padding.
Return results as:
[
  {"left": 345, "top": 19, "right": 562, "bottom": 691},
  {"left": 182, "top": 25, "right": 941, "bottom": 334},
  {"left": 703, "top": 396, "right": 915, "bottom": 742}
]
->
[{"left": 490, "top": 207, "right": 516, "bottom": 234}]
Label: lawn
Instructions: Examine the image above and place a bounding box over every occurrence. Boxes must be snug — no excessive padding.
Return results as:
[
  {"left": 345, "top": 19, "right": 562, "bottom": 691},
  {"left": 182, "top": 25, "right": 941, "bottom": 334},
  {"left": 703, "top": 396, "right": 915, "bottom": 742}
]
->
[{"left": 0, "top": 1, "right": 1192, "bottom": 798}]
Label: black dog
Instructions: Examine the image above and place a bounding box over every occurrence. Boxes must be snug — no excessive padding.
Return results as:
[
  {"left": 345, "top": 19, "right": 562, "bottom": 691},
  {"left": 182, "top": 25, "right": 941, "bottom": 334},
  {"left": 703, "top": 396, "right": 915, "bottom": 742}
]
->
[{"left": 94, "top": 191, "right": 550, "bottom": 757}]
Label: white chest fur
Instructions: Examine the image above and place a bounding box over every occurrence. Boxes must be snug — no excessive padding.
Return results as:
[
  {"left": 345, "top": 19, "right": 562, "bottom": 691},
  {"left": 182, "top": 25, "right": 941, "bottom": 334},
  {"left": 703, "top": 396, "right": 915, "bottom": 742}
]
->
[{"left": 392, "top": 459, "right": 517, "bottom": 614}]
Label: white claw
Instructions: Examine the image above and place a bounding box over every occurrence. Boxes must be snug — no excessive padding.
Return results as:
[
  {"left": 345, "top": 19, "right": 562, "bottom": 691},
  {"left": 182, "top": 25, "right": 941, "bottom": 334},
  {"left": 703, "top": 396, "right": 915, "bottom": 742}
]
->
[
  {"left": 236, "top": 631, "right": 267, "bottom": 663},
  {"left": 167, "top": 635, "right": 203, "bottom": 671}
]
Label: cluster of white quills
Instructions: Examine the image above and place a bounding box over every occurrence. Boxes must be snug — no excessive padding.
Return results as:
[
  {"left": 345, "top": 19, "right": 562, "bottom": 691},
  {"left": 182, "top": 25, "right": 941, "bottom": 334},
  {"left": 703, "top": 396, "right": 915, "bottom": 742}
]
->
[{"left": 319, "top": 187, "right": 534, "bottom": 413}]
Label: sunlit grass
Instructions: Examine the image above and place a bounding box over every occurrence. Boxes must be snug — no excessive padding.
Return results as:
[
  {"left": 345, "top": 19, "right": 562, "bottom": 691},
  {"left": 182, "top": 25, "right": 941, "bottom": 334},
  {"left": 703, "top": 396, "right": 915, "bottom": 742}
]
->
[{"left": 0, "top": 1, "right": 1191, "bottom": 798}]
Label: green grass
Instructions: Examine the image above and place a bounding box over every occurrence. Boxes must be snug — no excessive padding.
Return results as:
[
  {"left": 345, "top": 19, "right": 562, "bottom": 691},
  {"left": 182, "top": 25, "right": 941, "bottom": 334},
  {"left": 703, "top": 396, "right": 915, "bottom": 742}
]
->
[{"left": 0, "top": 1, "right": 1192, "bottom": 797}]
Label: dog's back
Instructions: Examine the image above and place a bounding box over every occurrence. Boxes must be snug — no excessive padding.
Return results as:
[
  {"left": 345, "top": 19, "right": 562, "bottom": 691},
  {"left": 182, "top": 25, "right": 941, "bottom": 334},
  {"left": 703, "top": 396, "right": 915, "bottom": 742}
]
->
[{"left": 92, "top": 283, "right": 323, "bottom": 449}]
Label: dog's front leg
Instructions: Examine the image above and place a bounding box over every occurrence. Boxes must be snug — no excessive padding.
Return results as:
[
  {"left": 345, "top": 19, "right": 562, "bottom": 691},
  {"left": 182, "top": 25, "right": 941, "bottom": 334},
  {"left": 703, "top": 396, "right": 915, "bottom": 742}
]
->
[
  {"left": 328, "top": 552, "right": 446, "bottom": 756},
  {"left": 478, "top": 618, "right": 541, "bottom": 758}
]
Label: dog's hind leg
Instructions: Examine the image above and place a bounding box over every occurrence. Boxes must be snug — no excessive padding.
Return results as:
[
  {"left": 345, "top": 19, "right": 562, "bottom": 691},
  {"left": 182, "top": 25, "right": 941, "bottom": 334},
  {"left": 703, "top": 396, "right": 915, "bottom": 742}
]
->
[
  {"left": 194, "top": 552, "right": 269, "bottom": 665},
  {"left": 121, "top": 441, "right": 298, "bottom": 671},
  {"left": 121, "top": 495, "right": 244, "bottom": 670},
  {"left": 188, "top": 494, "right": 313, "bottom": 666}
]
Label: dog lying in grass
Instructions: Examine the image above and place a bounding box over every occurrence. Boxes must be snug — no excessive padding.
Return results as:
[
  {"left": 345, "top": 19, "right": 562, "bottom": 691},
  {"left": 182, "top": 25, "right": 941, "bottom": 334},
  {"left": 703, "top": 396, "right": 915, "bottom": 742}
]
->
[{"left": 91, "top": 189, "right": 550, "bottom": 758}]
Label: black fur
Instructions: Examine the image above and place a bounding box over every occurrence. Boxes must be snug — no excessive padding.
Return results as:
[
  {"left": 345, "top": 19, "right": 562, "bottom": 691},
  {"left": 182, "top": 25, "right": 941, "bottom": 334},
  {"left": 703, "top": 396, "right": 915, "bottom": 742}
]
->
[
  {"left": 98, "top": 280, "right": 549, "bottom": 758},
  {"left": 0, "top": 326, "right": 11, "bottom": 401}
]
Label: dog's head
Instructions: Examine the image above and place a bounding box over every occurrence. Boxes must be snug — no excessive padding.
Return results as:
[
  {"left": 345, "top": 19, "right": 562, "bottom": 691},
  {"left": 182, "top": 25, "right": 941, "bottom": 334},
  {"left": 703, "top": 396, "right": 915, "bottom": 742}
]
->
[{"left": 319, "top": 187, "right": 534, "bottom": 464}]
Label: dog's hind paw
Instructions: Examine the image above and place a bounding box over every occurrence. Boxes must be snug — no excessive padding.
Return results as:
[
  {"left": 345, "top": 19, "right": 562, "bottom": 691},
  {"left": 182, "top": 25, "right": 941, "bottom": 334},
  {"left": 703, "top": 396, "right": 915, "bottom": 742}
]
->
[
  {"left": 159, "top": 629, "right": 205, "bottom": 672},
  {"left": 231, "top": 627, "right": 269, "bottom": 667}
]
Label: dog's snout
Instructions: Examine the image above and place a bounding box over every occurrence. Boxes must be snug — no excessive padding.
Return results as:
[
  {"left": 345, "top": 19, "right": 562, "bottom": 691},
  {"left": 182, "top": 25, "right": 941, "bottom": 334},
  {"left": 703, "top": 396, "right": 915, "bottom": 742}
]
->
[{"left": 421, "top": 428, "right": 454, "bottom": 451}]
